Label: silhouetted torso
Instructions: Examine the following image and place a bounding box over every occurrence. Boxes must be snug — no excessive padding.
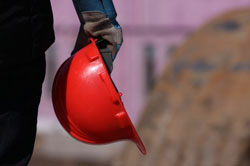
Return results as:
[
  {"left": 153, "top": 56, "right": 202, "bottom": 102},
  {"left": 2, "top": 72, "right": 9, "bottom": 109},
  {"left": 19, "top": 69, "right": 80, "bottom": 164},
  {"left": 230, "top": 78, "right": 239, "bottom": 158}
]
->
[{"left": 0, "top": 0, "right": 54, "bottom": 66}]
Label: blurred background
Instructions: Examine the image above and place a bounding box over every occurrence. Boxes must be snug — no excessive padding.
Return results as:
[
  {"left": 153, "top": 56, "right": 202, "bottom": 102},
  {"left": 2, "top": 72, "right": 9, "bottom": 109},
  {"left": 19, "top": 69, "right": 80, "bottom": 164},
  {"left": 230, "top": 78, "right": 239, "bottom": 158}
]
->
[{"left": 30, "top": 0, "right": 250, "bottom": 166}]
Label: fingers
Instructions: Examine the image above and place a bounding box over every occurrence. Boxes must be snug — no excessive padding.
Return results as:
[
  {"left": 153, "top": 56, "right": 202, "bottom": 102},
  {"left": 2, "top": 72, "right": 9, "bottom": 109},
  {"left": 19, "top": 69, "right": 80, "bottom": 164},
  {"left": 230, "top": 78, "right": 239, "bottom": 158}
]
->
[{"left": 81, "top": 11, "right": 123, "bottom": 59}]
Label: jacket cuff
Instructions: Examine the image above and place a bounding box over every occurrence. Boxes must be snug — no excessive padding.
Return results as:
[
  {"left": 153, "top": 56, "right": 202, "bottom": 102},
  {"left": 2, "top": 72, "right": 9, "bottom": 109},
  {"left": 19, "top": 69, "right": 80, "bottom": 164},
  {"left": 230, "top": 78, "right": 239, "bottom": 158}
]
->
[
  {"left": 102, "top": 0, "right": 117, "bottom": 19},
  {"left": 73, "top": 0, "right": 117, "bottom": 19},
  {"left": 73, "top": 0, "right": 106, "bottom": 15}
]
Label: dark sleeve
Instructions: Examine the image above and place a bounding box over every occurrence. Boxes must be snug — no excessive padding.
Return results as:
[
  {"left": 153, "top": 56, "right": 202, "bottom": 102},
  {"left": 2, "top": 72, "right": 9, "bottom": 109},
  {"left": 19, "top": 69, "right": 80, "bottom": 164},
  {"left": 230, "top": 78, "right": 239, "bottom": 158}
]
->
[
  {"left": 73, "top": 0, "right": 105, "bottom": 14},
  {"left": 102, "top": 0, "right": 119, "bottom": 27},
  {"left": 101, "top": 0, "right": 117, "bottom": 19},
  {"left": 72, "top": 0, "right": 118, "bottom": 21}
]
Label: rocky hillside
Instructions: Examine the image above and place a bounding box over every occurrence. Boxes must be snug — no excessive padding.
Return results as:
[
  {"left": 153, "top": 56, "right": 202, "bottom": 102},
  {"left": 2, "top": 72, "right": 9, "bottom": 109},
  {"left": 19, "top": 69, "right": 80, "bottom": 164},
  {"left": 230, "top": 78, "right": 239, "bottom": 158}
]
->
[{"left": 113, "top": 8, "right": 250, "bottom": 166}]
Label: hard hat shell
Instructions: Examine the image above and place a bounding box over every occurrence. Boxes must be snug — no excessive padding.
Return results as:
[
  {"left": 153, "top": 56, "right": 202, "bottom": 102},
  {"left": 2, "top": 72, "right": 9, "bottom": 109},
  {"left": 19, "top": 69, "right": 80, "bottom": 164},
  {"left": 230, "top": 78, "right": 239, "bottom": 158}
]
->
[{"left": 52, "top": 39, "right": 146, "bottom": 154}]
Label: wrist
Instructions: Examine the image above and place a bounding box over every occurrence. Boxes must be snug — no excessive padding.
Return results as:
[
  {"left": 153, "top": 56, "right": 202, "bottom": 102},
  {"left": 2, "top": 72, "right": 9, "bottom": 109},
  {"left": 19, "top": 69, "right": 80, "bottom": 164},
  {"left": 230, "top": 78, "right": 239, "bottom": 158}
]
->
[{"left": 80, "top": 11, "right": 106, "bottom": 23}]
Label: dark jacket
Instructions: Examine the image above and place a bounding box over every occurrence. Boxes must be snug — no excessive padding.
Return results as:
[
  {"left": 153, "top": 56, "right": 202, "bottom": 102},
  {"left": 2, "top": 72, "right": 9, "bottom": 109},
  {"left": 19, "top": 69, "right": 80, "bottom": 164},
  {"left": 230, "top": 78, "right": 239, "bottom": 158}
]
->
[{"left": 0, "top": 0, "right": 54, "bottom": 66}]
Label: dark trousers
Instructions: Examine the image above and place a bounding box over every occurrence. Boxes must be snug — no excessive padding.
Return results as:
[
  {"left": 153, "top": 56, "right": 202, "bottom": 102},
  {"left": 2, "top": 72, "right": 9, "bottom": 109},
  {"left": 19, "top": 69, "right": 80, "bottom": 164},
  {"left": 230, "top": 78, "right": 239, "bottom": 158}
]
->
[{"left": 0, "top": 55, "right": 46, "bottom": 166}]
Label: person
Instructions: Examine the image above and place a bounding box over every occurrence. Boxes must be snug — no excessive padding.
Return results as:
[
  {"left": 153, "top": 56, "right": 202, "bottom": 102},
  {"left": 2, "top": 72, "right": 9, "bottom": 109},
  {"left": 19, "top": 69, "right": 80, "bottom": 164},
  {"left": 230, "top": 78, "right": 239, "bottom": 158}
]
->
[{"left": 0, "top": 0, "right": 123, "bottom": 165}]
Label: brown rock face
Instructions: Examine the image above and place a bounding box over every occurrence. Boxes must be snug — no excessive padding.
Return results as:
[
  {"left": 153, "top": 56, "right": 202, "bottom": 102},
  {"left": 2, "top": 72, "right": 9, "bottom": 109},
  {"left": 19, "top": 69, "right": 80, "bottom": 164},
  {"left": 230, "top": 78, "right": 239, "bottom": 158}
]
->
[{"left": 113, "top": 8, "right": 250, "bottom": 166}]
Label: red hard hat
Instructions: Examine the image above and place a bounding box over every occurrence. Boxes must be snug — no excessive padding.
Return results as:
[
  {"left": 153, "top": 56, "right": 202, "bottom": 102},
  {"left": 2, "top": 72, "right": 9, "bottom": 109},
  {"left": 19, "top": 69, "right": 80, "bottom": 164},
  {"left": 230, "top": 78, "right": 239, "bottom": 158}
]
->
[{"left": 52, "top": 39, "right": 146, "bottom": 154}]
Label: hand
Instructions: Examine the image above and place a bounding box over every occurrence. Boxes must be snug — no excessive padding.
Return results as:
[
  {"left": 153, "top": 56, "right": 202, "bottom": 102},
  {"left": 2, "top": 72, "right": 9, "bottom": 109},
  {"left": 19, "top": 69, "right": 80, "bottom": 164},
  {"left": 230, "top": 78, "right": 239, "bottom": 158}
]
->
[{"left": 81, "top": 12, "right": 123, "bottom": 60}]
